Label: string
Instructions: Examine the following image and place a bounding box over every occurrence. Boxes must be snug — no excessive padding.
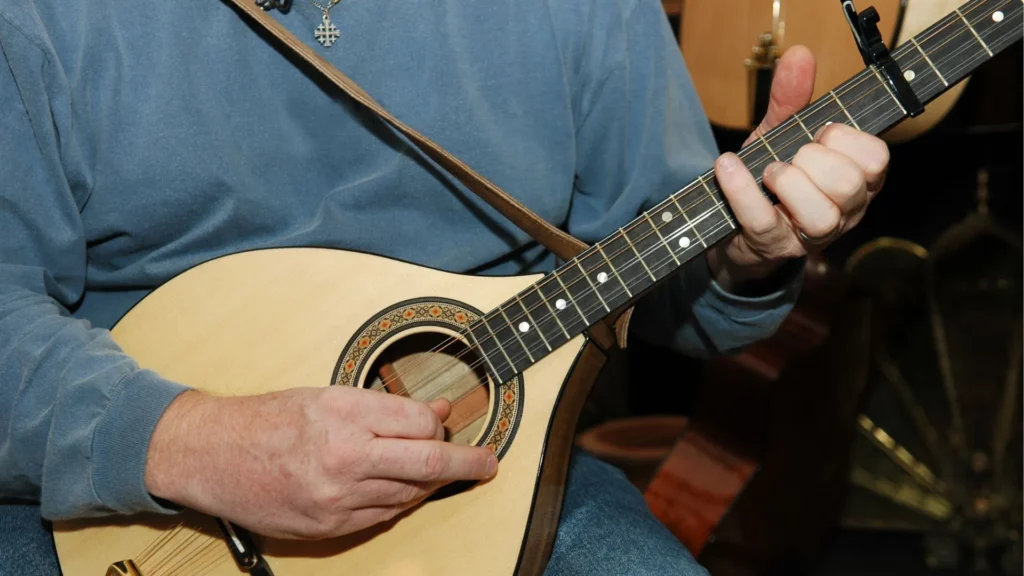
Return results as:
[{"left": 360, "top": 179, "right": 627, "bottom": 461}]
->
[
  {"left": 474, "top": 0, "right": 1019, "bottom": 381},
  {"left": 366, "top": 64, "right": 886, "bottom": 393},
  {"left": 134, "top": 525, "right": 231, "bottom": 576},
  {"left": 378, "top": 3, "right": 1020, "bottom": 410},
  {"left": 364, "top": 0, "right": 1003, "bottom": 393},
  {"left": 357, "top": 19, "right": 921, "bottom": 393},
  {"left": 143, "top": 529, "right": 204, "bottom": 575},
  {"left": 363, "top": 7, "right": 980, "bottom": 400},
  {"left": 119, "top": 4, "right": 1020, "bottom": 575},
  {"left": 135, "top": 522, "right": 184, "bottom": 566},
  {"left": 371, "top": 7, "right": 1012, "bottom": 403},
  {"left": 366, "top": 0, "right": 1014, "bottom": 399}
]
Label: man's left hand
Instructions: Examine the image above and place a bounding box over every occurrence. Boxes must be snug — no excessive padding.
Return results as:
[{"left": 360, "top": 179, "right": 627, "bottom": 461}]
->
[{"left": 706, "top": 45, "right": 890, "bottom": 292}]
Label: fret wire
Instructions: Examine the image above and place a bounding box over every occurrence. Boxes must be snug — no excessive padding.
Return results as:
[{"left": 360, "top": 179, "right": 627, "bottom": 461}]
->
[
  {"left": 481, "top": 0, "right": 1010, "bottom": 353},
  {"left": 830, "top": 89, "right": 861, "bottom": 129},
  {"left": 466, "top": 329, "right": 502, "bottom": 381},
  {"left": 666, "top": 68, "right": 874, "bottom": 224},
  {"left": 580, "top": 0, "right": 999, "bottom": 321},
  {"left": 510, "top": 62, "right": 890, "bottom": 347},
  {"left": 567, "top": 216, "right": 739, "bottom": 347},
  {"left": 514, "top": 296, "right": 552, "bottom": 351},
  {"left": 792, "top": 110, "right": 814, "bottom": 140},
  {"left": 508, "top": 214, "right": 742, "bottom": 373},
  {"left": 620, "top": 228, "right": 657, "bottom": 280},
  {"left": 574, "top": 259, "right": 611, "bottom": 312},
  {"left": 758, "top": 133, "right": 780, "bottom": 161},
  {"left": 937, "top": 14, "right": 1020, "bottom": 93},
  {"left": 498, "top": 307, "right": 536, "bottom": 363},
  {"left": 552, "top": 269, "right": 591, "bottom": 323},
  {"left": 869, "top": 65, "right": 908, "bottom": 115},
  {"left": 665, "top": 192, "right": 693, "bottom": 233},
  {"left": 959, "top": 0, "right": 1016, "bottom": 55},
  {"left": 762, "top": 119, "right": 820, "bottom": 162},
  {"left": 910, "top": 37, "right": 949, "bottom": 85},
  {"left": 972, "top": 5, "right": 1022, "bottom": 57},
  {"left": 955, "top": 6, "right": 995, "bottom": 55},
  {"left": 481, "top": 316, "right": 516, "bottom": 370},
  {"left": 487, "top": 32, "right": 1015, "bottom": 381},
  {"left": 669, "top": 178, "right": 729, "bottom": 234},
  {"left": 548, "top": 193, "right": 733, "bottom": 336},
  {"left": 679, "top": 205, "right": 707, "bottom": 247},
  {"left": 532, "top": 284, "right": 571, "bottom": 339},
  {"left": 697, "top": 173, "right": 736, "bottom": 229},
  {"left": 643, "top": 212, "right": 680, "bottom": 265},
  {"left": 908, "top": 0, "right": 1004, "bottom": 96},
  {"left": 595, "top": 243, "right": 632, "bottom": 297},
  {"left": 620, "top": 216, "right": 675, "bottom": 280}
]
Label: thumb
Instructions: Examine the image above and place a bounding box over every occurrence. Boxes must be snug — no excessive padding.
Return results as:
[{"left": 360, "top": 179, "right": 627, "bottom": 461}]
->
[
  {"left": 427, "top": 397, "right": 452, "bottom": 423},
  {"left": 745, "top": 45, "right": 817, "bottom": 145}
]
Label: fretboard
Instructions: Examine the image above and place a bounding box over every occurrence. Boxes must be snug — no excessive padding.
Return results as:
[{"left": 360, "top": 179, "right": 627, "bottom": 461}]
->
[{"left": 468, "top": 0, "right": 1022, "bottom": 384}]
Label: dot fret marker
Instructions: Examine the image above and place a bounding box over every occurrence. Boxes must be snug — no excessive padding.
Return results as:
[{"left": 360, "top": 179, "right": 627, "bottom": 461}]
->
[
  {"left": 555, "top": 299, "right": 567, "bottom": 310},
  {"left": 518, "top": 322, "right": 530, "bottom": 333},
  {"left": 661, "top": 211, "right": 673, "bottom": 222},
  {"left": 596, "top": 272, "right": 608, "bottom": 284},
  {"left": 678, "top": 237, "right": 691, "bottom": 249}
]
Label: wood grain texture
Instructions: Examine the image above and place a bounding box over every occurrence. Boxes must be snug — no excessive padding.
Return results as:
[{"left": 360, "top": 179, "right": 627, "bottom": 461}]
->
[{"left": 52, "top": 247, "right": 588, "bottom": 576}]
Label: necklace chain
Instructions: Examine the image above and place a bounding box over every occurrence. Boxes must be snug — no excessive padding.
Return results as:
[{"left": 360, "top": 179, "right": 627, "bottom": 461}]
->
[
  {"left": 310, "top": 0, "right": 341, "bottom": 47},
  {"left": 310, "top": 0, "right": 339, "bottom": 11}
]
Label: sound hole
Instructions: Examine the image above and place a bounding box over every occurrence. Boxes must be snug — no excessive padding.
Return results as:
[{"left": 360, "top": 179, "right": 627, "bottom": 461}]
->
[{"left": 365, "top": 331, "right": 492, "bottom": 446}]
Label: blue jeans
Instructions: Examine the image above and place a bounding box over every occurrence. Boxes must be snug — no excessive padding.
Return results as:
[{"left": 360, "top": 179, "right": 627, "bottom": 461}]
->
[{"left": 0, "top": 449, "right": 708, "bottom": 575}]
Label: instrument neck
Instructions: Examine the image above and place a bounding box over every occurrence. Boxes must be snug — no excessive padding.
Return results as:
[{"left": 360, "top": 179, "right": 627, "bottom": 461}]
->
[{"left": 468, "top": 0, "right": 1021, "bottom": 385}]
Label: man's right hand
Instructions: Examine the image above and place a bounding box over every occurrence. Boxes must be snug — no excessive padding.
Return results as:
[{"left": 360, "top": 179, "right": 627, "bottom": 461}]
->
[{"left": 143, "top": 386, "right": 498, "bottom": 539}]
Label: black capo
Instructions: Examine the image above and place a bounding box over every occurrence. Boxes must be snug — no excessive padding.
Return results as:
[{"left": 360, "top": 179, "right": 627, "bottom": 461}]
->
[{"left": 841, "top": 0, "right": 925, "bottom": 117}]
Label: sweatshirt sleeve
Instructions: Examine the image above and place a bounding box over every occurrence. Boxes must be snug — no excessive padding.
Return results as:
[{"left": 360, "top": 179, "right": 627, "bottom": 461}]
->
[
  {"left": 564, "top": 0, "right": 803, "bottom": 357},
  {"left": 0, "top": 16, "right": 189, "bottom": 520}
]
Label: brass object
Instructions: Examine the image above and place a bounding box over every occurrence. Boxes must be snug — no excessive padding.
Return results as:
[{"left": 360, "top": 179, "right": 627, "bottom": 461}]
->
[
  {"left": 104, "top": 560, "right": 141, "bottom": 576},
  {"left": 743, "top": 1, "right": 784, "bottom": 125},
  {"left": 843, "top": 168, "right": 1022, "bottom": 573}
]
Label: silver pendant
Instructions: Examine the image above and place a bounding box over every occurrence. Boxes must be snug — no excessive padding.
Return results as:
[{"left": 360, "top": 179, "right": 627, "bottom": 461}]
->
[{"left": 315, "top": 12, "right": 340, "bottom": 47}]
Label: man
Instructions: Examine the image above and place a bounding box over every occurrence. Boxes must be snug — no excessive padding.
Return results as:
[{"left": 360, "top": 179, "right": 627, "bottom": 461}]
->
[{"left": 0, "top": 0, "right": 888, "bottom": 573}]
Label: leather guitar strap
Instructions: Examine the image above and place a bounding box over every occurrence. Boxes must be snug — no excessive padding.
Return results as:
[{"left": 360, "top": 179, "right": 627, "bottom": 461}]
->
[{"left": 225, "top": 0, "right": 633, "bottom": 348}]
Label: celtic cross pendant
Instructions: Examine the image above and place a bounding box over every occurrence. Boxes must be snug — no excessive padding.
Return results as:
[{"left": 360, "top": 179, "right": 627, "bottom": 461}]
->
[{"left": 314, "top": 11, "right": 340, "bottom": 47}]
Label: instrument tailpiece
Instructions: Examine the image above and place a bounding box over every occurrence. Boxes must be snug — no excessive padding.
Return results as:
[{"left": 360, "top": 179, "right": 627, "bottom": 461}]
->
[
  {"left": 104, "top": 560, "right": 141, "bottom": 576},
  {"left": 215, "top": 518, "right": 276, "bottom": 576}
]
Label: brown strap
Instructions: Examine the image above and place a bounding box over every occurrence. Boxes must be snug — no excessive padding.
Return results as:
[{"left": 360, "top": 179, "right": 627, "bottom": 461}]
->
[
  {"left": 228, "top": 0, "right": 635, "bottom": 349},
  {"left": 225, "top": 0, "right": 588, "bottom": 262}
]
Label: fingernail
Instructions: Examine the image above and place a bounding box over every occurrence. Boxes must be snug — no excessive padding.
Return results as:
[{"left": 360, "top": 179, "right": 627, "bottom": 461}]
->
[
  {"left": 813, "top": 123, "right": 831, "bottom": 141},
  {"left": 763, "top": 162, "right": 781, "bottom": 179},
  {"left": 486, "top": 455, "right": 498, "bottom": 476},
  {"left": 717, "top": 153, "right": 739, "bottom": 173}
]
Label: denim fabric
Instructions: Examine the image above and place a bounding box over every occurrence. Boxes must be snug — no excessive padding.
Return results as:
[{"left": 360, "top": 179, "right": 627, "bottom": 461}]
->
[
  {"left": 0, "top": 450, "right": 706, "bottom": 576},
  {"left": 544, "top": 450, "right": 710, "bottom": 576}
]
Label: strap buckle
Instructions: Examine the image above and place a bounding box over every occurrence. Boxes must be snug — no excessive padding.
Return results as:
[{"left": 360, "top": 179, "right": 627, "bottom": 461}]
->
[{"left": 841, "top": 0, "right": 925, "bottom": 117}]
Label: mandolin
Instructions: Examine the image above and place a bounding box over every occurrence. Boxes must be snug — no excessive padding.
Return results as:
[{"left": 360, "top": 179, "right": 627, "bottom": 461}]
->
[
  {"left": 52, "top": 1, "right": 1021, "bottom": 574},
  {"left": 679, "top": 0, "right": 973, "bottom": 143}
]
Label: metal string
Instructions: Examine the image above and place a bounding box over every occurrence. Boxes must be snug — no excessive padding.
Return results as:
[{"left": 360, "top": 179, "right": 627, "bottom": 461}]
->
[
  {"left": 126, "top": 1, "right": 1019, "bottom": 573},
  {"left": 368, "top": 0, "right": 1013, "bottom": 401}
]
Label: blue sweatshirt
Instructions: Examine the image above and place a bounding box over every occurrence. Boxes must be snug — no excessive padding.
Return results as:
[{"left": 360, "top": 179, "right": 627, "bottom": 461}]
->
[{"left": 0, "top": 0, "right": 800, "bottom": 520}]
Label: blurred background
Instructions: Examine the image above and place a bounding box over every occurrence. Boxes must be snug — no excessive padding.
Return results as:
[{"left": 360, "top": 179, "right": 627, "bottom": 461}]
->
[{"left": 575, "top": 1, "right": 1023, "bottom": 575}]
